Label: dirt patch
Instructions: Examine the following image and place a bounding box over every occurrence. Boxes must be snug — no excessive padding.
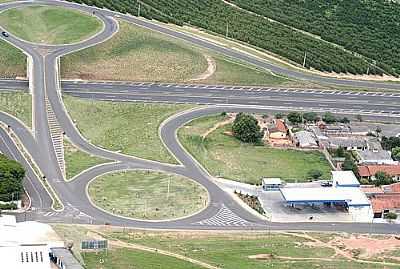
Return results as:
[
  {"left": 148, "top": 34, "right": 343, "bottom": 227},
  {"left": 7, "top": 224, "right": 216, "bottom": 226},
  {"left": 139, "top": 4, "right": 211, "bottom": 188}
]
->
[
  {"left": 190, "top": 54, "right": 216, "bottom": 81},
  {"left": 201, "top": 115, "right": 234, "bottom": 139},
  {"left": 248, "top": 253, "right": 274, "bottom": 260},
  {"left": 333, "top": 235, "right": 400, "bottom": 258}
]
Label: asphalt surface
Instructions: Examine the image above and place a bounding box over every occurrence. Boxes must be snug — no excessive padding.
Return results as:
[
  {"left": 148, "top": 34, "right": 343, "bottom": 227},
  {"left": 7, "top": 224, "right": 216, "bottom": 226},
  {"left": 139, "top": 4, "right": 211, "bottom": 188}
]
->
[{"left": 0, "top": 0, "right": 398, "bottom": 233}]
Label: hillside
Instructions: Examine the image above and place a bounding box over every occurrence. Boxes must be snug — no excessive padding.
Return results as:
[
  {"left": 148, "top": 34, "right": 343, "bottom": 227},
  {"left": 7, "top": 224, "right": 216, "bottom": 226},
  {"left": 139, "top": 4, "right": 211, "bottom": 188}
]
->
[{"left": 67, "top": 0, "right": 398, "bottom": 77}]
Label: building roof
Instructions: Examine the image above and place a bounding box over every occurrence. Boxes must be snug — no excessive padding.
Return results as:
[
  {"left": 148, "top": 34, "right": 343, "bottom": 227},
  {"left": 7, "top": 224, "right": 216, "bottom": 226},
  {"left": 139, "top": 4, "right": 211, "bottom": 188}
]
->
[
  {"left": 386, "top": 182, "right": 400, "bottom": 193},
  {"left": 295, "top": 131, "right": 318, "bottom": 147},
  {"left": 262, "top": 178, "right": 282, "bottom": 185},
  {"left": 327, "top": 137, "right": 367, "bottom": 148},
  {"left": 269, "top": 119, "right": 287, "bottom": 133},
  {"left": 280, "top": 187, "right": 370, "bottom": 206},
  {"left": 358, "top": 165, "right": 400, "bottom": 177},
  {"left": 361, "top": 186, "right": 384, "bottom": 194},
  {"left": 357, "top": 150, "right": 393, "bottom": 162},
  {"left": 332, "top": 171, "right": 360, "bottom": 187},
  {"left": 370, "top": 194, "right": 400, "bottom": 213}
]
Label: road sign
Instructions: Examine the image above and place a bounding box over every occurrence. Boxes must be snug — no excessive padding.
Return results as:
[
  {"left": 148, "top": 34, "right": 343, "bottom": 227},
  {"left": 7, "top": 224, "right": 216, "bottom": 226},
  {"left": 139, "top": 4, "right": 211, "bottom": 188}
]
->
[{"left": 81, "top": 240, "right": 108, "bottom": 250}]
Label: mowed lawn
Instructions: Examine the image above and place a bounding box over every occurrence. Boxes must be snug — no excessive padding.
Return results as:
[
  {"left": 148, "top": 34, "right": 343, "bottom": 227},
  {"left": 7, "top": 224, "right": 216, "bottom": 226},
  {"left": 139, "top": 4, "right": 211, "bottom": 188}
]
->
[
  {"left": 0, "top": 40, "right": 25, "bottom": 78},
  {"left": 0, "top": 92, "right": 31, "bottom": 127},
  {"left": 0, "top": 5, "right": 102, "bottom": 44},
  {"left": 63, "top": 96, "right": 193, "bottom": 163},
  {"left": 63, "top": 139, "right": 109, "bottom": 180},
  {"left": 88, "top": 170, "right": 208, "bottom": 220},
  {"left": 61, "top": 21, "right": 207, "bottom": 81},
  {"left": 179, "top": 114, "right": 331, "bottom": 184}
]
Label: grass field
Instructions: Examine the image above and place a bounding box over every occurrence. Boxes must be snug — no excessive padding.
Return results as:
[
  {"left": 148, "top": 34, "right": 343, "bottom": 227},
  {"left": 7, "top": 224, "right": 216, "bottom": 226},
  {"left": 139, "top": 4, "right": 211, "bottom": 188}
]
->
[
  {"left": 0, "top": 92, "right": 31, "bottom": 127},
  {"left": 63, "top": 138, "right": 109, "bottom": 180},
  {"left": 63, "top": 96, "right": 193, "bottom": 163},
  {"left": 88, "top": 170, "right": 208, "bottom": 220},
  {"left": 53, "top": 225, "right": 400, "bottom": 269},
  {"left": 178, "top": 114, "right": 331, "bottom": 184},
  {"left": 0, "top": 5, "right": 102, "bottom": 45},
  {"left": 0, "top": 40, "right": 25, "bottom": 78},
  {"left": 61, "top": 20, "right": 291, "bottom": 86}
]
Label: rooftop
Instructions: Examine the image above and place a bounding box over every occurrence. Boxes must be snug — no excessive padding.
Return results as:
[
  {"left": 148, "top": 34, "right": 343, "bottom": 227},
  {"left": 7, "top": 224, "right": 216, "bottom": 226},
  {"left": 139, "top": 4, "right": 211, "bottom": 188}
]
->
[
  {"left": 370, "top": 194, "right": 400, "bottom": 213},
  {"left": 357, "top": 150, "right": 393, "bottom": 162},
  {"left": 358, "top": 165, "right": 400, "bottom": 177},
  {"left": 51, "top": 247, "right": 84, "bottom": 269},
  {"left": 262, "top": 178, "right": 282, "bottom": 185},
  {"left": 280, "top": 187, "right": 370, "bottom": 206},
  {"left": 294, "top": 131, "right": 318, "bottom": 147},
  {"left": 327, "top": 137, "right": 368, "bottom": 148},
  {"left": 269, "top": 119, "right": 287, "bottom": 133},
  {"left": 332, "top": 171, "right": 360, "bottom": 187}
]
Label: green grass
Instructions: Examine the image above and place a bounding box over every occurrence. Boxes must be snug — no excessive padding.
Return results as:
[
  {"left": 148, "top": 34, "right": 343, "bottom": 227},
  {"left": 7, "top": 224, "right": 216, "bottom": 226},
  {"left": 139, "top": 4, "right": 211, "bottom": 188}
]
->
[
  {"left": 0, "top": 5, "right": 102, "bottom": 45},
  {"left": 83, "top": 248, "right": 204, "bottom": 269},
  {"left": 0, "top": 92, "right": 31, "bottom": 127},
  {"left": 88, "top": 170, "right": 207, "bottom": 220},
  {"left": 61, "top": 21, "right": 207, "bottom": 81},
  {"left": 178, "top": 114, "right": 331, "bottom": 184},
  {"left": 63, "top": 95, "right": 193, "bottom": 163},
  {"left": 203, "top": 56, "right": 291, "bottom": 86},
  {"left": 63, "top": 139, "right": 109, "bottom": 180},
  {"left": 61, "top": 20, "right": 293, "bottom": 86},
  {"left": 0, "top": 40, "right": 26, "bottom": 79}
]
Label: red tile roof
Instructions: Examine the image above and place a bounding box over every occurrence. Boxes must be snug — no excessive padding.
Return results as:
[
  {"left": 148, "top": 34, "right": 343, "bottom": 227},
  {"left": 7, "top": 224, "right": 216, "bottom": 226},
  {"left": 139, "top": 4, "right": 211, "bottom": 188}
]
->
[
  {"left": 388, "top": 183, "right": 400, "bottom": 193},
  {"left": 370, "top": 194, "right": 400, "bottom": 213},
  {"left": 357, "top": 165, "right": 400, "bottom": 177},
  {"left": 274, "top": 119, "right": 287, "bottom": 133}
]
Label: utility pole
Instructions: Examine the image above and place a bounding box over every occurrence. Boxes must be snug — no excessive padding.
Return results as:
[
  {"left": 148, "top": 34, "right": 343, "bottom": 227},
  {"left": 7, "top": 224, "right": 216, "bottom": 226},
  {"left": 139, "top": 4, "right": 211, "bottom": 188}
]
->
[
  {"left": 302, "top": 52, "right": 307, "bottom": 68},
  {"left": 226, "top": 22, "right": 229, "bottom": 38},
  {"left": 138, "top": 2, "right": 141, "bottom": 17},
  {"left": 366, "top": 65, "right": 370, "bottom": 75}
]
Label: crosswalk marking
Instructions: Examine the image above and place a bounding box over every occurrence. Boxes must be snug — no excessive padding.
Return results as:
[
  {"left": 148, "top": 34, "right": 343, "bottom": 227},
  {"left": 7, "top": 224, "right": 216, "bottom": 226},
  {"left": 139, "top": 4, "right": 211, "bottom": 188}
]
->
[{"left": 194, "top": 205, "right": 255, "bottom": 227}]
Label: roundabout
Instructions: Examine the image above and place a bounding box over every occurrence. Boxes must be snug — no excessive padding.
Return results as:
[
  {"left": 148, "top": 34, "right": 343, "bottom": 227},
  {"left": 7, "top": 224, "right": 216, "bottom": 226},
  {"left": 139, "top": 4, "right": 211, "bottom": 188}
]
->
[{"left": 0, "top": 0, "right": 398, "bottom": 235}]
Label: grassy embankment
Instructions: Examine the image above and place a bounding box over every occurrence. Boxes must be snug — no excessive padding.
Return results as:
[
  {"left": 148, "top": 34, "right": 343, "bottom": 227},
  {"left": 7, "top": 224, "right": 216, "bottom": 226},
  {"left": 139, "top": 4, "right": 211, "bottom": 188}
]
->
[
  {"left": 63, "top": 139, "right": 109, "bottom": 180},
  {"left": 0, "top": 92, "right": 31, "bottom": 127},
  {"left": 178, "top": 114, "right": 331, "bottom": 184},
  {"left": 63, "top": 96, "right": 193, "bottom": 163},
  {"left": 53, "top": 225, "right": 400, "bottom": 269},
  {"left": 61, "top": 20, "right": 290, "bottom": 86},
  {"left": 0, "top": 5, "right": 102, "bottom": 45},
  {"left": 88, "top": 170, "right": 208, "bottom": 220}
]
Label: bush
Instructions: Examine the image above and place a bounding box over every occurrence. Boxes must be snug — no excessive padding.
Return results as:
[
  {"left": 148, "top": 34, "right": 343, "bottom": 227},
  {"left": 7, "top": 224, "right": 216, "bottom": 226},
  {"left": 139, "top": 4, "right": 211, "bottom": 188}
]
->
[
  {"left": 287, "top": 112, "right": 303, "bottom": 125},
  {"left": 384, "top": 212, "right": 397, "bottom": 220},
  {"left": 0, "top": 203, "right": 17, "bottom": 210},
  {"left": 307, "top": 169, "right": 323, "bottom": 180},
  {"left": 232, "top": 113, "right": 263, "bottom": 144},
  {"left": 374, "top": 171, "right": 395, "bottom": 186}
]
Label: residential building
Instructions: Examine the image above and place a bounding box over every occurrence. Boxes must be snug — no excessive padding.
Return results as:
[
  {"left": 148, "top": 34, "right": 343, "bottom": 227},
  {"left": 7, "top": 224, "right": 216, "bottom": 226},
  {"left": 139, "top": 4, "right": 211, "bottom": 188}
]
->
[
  {"left": 356, "top": 150, "right": 397, "bottom": 165},
  {"left": 294, "top": 131, "right": 319, "bottom": 148},
  {"left": 267, "top": 119, "right": 288, "bottom": 139},
  {"left": 324, "top": 137, "right": 368, "bottom": 151},
  {"left": 358, "top": 165, "right": 400, "bottom": 181}
]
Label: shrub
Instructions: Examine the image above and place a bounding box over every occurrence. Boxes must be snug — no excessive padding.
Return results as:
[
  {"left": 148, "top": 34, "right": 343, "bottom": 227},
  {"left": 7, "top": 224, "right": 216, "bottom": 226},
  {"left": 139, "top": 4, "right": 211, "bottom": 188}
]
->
[
  {"left": 232, "top": 113, "right": 263, "bottom": 144},
  {"left": 384, "top": 212, "right": 397, "bottom": 220}
]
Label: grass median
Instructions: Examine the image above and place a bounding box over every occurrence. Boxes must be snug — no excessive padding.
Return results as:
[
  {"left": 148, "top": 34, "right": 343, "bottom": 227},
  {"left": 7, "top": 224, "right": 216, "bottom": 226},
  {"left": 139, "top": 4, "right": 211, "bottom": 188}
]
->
[
  {"left": 63, "top": 138, "right": 109, "bottom": 180},
  {"left": 178, "top": 114, "right": 331, "bottom": 184},
  {"left": 63, "top": 95, "right": 193, "bottom": 163},
  {"left": 0, "top": 40, "right": 25, "bottom": 78},
  {"left": 0, "top": 91, "right": 31, "bottom": 127},
  {"left": 0, "top": 5, "right": 102, "bottom": 45},
  {"left": 88, "top": 170, "right": 208, "bottom": 220}
]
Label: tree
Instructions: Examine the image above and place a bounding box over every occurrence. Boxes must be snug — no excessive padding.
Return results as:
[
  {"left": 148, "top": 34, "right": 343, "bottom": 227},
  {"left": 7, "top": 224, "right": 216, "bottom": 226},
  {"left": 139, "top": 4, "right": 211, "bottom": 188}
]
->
[
  {"left": 0, "top": 154, "right": 25, "bottom": 202},
  {"left": 384, "top": 212, "right": 398, "bottom": 220},
  {"left": 375, "top": 126, "right": 382, "bottom": 136},
  {"left": 287, "top": 112, "right": 303, "bottom": 125},
  {"left": 303, "top": 112, "right": 318, "bottom": 122},
  {"left": 342, "top": 154, "right": 358, "bottom": 175},
  {"left": 232, "top": 113, "right": 263, "bottom": 144},
  {"left": 307, "top": 169, "right": 323, "bottom": 180},
  {"left": 374, "top": 171, "right": 394, "bottom": 186},
  {"left": 275, "top": 113, "right": 284, "bottom": 119},
  {"left": 322, "top": 112, "right": 337, "bottom": 124},
  {"left": 339, "top": 117, "right": 350, "bottom": 124},
  {"left": 392, "top": 147, "right": 400, "bottom": 161},
  {"left": 355, "top": 114, "right": 363, "bottom": 122},
  {"left": 336, "top": 146, "right": 346, "bottom": 158},
  {"left": 381, "top": 136, "right": 400, "bottom": 150}
]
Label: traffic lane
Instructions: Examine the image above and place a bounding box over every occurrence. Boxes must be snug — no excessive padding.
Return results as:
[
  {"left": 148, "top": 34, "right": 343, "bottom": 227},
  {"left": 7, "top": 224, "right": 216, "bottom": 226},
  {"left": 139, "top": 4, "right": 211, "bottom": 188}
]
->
[
  {"left": 61, "top": 83, "right": 400, "bottom": 105},
  {"left": 0, "top": 127, "right": 52, "bottom": 209},
  {"left": 64, "top": 91, "right": 400, "bottom": 114}
]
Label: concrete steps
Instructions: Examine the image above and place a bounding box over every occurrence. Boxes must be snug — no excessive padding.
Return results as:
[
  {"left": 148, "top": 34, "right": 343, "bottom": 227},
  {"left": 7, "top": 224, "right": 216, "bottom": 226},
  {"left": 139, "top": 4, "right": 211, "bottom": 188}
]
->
[{"left": 45, "top": 96, "right": 65, "bottom": 177}]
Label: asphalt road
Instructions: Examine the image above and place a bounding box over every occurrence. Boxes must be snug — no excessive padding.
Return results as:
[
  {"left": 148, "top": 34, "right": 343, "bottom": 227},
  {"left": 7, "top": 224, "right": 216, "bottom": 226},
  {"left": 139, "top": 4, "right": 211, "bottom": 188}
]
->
[{"left": 0, "top": 0, "right": 398, "bottom": 234}]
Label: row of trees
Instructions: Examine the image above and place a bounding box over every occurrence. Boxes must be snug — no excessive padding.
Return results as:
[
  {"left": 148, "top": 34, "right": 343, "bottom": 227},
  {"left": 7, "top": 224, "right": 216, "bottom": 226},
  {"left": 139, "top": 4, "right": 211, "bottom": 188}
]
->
[
  {"left": 286, "top": 111, "right": 349, "bottom": 125},
  {"left": 231, "top": 0, "right": 400, "bottom": 76},
  {"left": 0, "top": 154, "right": 25, "bottom": 202},
  {"left": 68, "top": 0, "right": 377, "bottom": 75}
]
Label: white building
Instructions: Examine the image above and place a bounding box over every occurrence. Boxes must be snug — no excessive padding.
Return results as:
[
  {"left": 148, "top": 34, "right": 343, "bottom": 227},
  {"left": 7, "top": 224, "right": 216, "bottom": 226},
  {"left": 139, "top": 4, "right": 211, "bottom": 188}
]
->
[{"left": 356, "top": 150, "right": 397, "bottom": 165}]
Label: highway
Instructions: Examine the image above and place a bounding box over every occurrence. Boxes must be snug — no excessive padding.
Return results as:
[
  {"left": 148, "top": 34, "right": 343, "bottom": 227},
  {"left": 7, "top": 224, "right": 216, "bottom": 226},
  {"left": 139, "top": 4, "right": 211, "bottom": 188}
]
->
[{"left": 0, "top": 0, "right": 398, "bottom": 233}]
